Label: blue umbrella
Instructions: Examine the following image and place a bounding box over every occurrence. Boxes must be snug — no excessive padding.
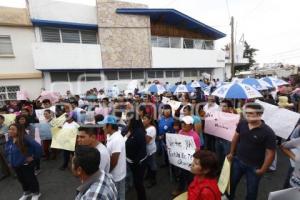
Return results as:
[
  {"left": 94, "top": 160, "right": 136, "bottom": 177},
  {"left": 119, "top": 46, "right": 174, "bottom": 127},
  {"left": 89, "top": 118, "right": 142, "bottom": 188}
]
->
[
  {"left": 212, "top": 83, "right": 262, "bottom": 99},
  {"left": 148, "top": 84, "right": 166, "bottom": 94},
  {"left": 187, "top": 81, "right": 208, "bottom": 88},
  {"left": 241, "top": 78, "right": 268, "bottom": 91},
  {"left": 171, "top": 84, "right": 194, "bottom": 94},
  {"left": 262, "top": 77, "right": 289, "bottom": 87}
]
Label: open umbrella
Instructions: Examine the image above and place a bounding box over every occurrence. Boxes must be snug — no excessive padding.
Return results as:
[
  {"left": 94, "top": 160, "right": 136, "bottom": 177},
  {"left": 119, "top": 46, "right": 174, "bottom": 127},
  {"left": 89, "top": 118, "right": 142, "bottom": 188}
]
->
[
  {"left": 148, "top": 84, "right": 166, "bottom": 94},
  {"left": 188, "top": 81, "right": 208, "bottom": 88},
  {"left": 241, "top": 78, "right": 268, "bottom": 91},
  {"left": 173, "top": 84, "right": 191, "bottom": 94},
  {"left": 212, "top": 83, "right": 262, "bottom": 99},
  {"left": 262, "top": 77, "right": 289, "bottom": 87},
  {"left": 257, "top": 79, "right": 273, "bottom": 89}
]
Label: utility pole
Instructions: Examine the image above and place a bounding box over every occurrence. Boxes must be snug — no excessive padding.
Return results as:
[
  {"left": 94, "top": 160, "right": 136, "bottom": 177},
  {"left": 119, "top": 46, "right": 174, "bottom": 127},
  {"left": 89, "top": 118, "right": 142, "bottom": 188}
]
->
[{"left": 230, "top": 16, "right": 235, "bottom": 78}]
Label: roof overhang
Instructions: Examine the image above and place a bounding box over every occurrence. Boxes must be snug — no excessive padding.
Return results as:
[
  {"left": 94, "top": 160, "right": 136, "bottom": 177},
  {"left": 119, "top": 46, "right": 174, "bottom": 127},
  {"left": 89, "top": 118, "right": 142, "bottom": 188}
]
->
[
  {"left": 31, "top": 19, "right": 98, "bottom": 30},
  {"left": 116, "top": 8, "right": 226, "bottom": 40}
]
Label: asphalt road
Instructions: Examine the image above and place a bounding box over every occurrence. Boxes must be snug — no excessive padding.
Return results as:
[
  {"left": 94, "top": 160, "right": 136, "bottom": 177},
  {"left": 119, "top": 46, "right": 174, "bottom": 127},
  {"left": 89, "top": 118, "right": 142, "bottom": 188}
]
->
[{"left": 0, "top": 150, "right": 290, "bottom": 200}]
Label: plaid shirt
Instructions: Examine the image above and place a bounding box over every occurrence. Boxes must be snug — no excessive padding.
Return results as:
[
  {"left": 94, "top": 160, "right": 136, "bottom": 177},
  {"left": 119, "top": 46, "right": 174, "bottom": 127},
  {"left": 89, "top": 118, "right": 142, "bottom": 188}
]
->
[{"left": 75, "top": 170, "right": 117, "bottom": 200}]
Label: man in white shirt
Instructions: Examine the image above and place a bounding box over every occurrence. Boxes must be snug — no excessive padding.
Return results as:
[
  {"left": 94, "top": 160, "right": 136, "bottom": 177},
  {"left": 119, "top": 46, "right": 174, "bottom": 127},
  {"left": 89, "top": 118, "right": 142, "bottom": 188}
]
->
[
  {"left": 98, "top": 115, "right": 126, "bottom": 200},
  {"left": 203, "top": 95, "right": 220, "bottom": 113},
  {"left": 77, "top": 126, "right": 110, "bottom": 173}
]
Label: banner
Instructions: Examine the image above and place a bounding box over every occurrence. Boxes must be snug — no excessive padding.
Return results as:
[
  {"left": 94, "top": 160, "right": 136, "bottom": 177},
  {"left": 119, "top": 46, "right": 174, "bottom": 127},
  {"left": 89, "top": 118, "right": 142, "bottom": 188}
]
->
[
  {"left": 49, "top": 113, "right": 66, "bottom": 128},
  {"left": 268, "top": 187, "right": 300, "bottom": 200},
  {"left": 35, "top": 106, "right": 56, "bottom": 122},
  {"left": 204, "top": 111, "right": 240, "bottom": 141},
  {"left": 218, "top": 158, "right": 231, "bottom": 194},
  {"left": 161, "top": 97, "right": 181, "bottom": 114},
  {"left": 256, "top": 100, "right": 300, "bottom": 139},
  {"left": 166, "top": 133, "right": 196, "bottom": 171},
  {"left": 2, "top": 114, "right": 16, "bottom": 126},
  {"left": 51, "top": 127, "right": 78, "bottom": 151}
]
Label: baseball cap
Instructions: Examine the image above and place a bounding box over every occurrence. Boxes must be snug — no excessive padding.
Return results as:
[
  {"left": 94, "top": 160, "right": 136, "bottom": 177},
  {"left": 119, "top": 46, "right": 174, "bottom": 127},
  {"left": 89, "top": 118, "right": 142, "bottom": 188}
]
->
[
  {"left": 181, "top": 116, "right": 194, "bottom": 125},
  {"left": 97, "top": 115, "right": 117, "bottom": 125}
]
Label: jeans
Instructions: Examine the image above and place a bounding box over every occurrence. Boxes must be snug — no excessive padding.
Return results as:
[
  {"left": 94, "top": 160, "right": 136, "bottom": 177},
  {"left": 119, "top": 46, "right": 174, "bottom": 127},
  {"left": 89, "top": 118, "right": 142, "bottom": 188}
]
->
[
  {"left": 129, "top": 161, "right": 147, "bottom": 200},
  {"left": 62, "top": 150, "right": 73, "bottom": 168},
  {"left": 229, "top": 157, "right": 262, "bottom": 200},
  {"left": 14, "top": 162, "right": 39, "bottom": 193},
  {"left": 203, "top": 133, "right": 216, "bottom": 151},
  {"left": 146, "top": 154, "right": 157, "bottom": 181},
  {"left": 215, "top": 138, "right": 230, "bottom": 168},
  {"left": 156, "top": 139, "right": 169, "bottom": 165},
  {"left": 115, "top": 178, "right": 125, "bottom": 200}
]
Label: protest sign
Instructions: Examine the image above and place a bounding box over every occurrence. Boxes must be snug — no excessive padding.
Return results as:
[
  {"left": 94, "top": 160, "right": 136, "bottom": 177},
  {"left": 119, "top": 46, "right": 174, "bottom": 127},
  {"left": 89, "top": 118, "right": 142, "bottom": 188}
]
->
[
  {"left": 204, "top": 111, "right": 240, "bottom": 141},
  {"left": 268, "top": 187, "right": 300, "bottom": 200},
  {"left": 173, "top": 192, "right": 187, "bottom": 200},
  {"left": 218, "top": 157, "right": 231, "bottom": 194},
  {"left": 256, "top": 100, "right": 300, "bottom": 139},
  {"left": 49, "top": 113, "right": 66, "bottom": 128},
  {"left": 17, "top": 91, "right": 28, "bottom": 100},
  {"left": 2, "top": 114, "right": 16, "bottom": 126},
  {"left": 166, "top": 133, "right": 196, "bottom": 171},
  {"left": 162, "top": 97, "right": 170, "bottom": 104},
  {"left": 169, "top": 100, "right": 181, "bottom": 111},
  {"left": 35, "top": 106, "right": 56, "bottom": 122},
  {"left": 51, "top": 127, "right": 78, "bottom": 151}
]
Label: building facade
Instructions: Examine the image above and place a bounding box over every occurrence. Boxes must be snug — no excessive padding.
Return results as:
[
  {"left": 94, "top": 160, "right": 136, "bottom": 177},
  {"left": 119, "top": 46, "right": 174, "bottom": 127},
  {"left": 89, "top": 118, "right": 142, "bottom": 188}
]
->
[{"left": 1, "top": 0, "right": 226, "bottom": 99}]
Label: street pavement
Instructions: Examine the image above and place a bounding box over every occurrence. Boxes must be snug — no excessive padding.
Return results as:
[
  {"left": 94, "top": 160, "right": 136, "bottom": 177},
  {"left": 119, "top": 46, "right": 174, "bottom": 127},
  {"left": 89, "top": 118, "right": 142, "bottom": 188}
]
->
[{"left": 0, "top": 150, "right": 290, "bottom": 200}]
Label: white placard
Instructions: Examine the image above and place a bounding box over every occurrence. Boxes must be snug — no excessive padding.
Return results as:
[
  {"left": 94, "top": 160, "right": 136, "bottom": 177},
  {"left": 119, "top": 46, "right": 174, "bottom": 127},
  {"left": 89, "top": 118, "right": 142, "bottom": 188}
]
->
[
  {"left": 268, "top": 187, "right": 300, "bottom": 200},
  {"left": 166, "top": 133, "right": 196, "bottom": 171},
  {"left": 35, "top": 106, "right": 56, "bottom": 122},
  {"left": 256, "top": 100, "right": 300, "bottom": 139}
]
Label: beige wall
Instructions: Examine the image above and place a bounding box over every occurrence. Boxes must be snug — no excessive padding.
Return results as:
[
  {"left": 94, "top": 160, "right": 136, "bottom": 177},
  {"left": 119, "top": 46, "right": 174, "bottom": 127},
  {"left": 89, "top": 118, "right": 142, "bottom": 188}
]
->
[
  {"left": 97, "top": 0, "right": 151, "bottom": 69},
  {"left": 0, "top": 7, "right": 31, "bottom": 26}
]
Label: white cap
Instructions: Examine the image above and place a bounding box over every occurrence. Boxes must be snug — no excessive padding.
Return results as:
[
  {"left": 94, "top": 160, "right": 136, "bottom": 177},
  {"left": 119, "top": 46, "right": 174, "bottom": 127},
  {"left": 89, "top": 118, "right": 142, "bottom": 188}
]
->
[{"left": 181, "top": 116, "right": 194, "bottom": 125}]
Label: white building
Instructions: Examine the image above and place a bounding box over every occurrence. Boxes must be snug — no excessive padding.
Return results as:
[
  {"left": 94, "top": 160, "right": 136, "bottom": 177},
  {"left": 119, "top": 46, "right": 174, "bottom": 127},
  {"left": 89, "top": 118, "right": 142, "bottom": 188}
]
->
[
  {"left": 1, "top": 0, "right": 226, "bottom": 98},
  {"left": 0, "top": 6, "right": 43, "bottom": 105}
]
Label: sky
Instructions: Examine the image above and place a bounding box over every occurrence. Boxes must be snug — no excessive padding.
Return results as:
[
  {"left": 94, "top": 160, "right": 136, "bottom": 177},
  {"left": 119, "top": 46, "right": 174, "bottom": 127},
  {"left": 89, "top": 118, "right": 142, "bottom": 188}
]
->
[{"left": 1, "top": 0, "right": 300, "bottom": 64}]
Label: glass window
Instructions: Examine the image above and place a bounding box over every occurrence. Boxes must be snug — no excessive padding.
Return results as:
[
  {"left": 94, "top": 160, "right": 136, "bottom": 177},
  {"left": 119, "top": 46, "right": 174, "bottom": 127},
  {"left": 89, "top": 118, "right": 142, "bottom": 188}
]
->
[
  {"left": 157, "top": 37, "right": 170, "bottom": 48},
  {"left": 184, "top": 70, "right": 195, "bottom": 77},
  {"left": 194, "top": 39, "right": 204, "bottom": 49},
  {"left": 156, "top": 71, "right": 164, "bottom": 78},
  {"left": 50, "top": 72, "right": 68, "bottom": 82},
  {"left": 104, "top": 71, "right": 118, "bottom": 80},
  {"left": 166, "top": 70, "right": 180, "bottom": 78},
  {"left": 183, "top": 39, "right": 194, "bottom": 49},
  {"left": 0, "top": 36, "right": 14, "bottom": 55},
  {"left": 147, "top": 71, "right": 155, "bottom": 78},
  {"left": 69, "top": 72, "right": 85, "bottom": 82},
  {"left": 132, "top": 70, "right": 144, "bottom": 79},
  {"left": 173, "top": 70, "right": 180, "bottom": 77},
  {"left": 204, "top": 41, "right": 214, "bottom": 50},
  {"left": 170, "top": 37, "right": 181, "bottom": 48},
  {"left": 118, "top": 71, "right": 131, "bottom": 80},
  {"left": 86, "top": 72, "right": 101, "bottom": 81},
  {"left": 165, "top": 71, "right": 173, "bottom": 78},
  {"left": 41, "top": 27, "right": 61, "bottom": 43},
  {"left": 81, "top": 30, "right": 97, "bottom": 44},
  {"left": 0, "top": 85, "right": 20, "bottom": 106},
  {"left": 151, "top": 36, "right": 158, "bottom": 47},
  {"left": 61, "top": 29, "right": 80, "bottom": 43}
]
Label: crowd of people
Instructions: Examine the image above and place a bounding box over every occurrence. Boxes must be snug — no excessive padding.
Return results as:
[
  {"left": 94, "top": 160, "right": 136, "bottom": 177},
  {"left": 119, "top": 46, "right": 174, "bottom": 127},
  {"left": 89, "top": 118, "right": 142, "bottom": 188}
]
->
[{"left": 0, "top": 77, "right": 299, "bottom": 200}]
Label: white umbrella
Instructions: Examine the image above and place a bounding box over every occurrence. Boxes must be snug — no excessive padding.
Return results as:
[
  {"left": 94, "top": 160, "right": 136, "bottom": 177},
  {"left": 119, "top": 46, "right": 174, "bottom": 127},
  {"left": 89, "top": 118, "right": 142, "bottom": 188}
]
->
[{"left": 173, "top": 84, "right": 189, "bottom": 94}]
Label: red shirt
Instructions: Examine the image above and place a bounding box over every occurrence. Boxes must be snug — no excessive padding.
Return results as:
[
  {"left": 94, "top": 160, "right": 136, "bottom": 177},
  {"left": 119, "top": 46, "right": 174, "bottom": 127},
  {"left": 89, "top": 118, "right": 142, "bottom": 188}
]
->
[{"left": 188, "top": 176, "right": 221, "bottom": 200}]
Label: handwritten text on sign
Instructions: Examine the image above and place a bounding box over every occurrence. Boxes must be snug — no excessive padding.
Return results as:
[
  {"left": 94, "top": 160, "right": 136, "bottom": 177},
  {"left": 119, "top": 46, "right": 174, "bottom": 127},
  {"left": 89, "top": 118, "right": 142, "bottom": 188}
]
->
[
  {"left": 166, "top": 133, "right": 196, "bottom": 171},
  {"left": 204, "top": 111, "right": 240, "bottom": 141}
]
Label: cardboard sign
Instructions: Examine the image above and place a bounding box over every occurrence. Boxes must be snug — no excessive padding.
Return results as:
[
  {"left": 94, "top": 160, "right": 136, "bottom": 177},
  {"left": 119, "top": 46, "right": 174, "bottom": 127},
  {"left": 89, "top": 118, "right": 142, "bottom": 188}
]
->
[
  {"left": 166, "top": 133, "right": 196, "bottom": 171},
  {"left": 49, "top": 113, "right": 66, "bottom": 128},
  {"left": 35, "top": 106, "right": 56, "bottom": 122},
  {"left": 51, "top": 127, "right": 78, "bottom": 151},
  {"left": 256, "top": 100, "right": 300, "bottom": 139},
  {"left": 218, "top": 158, "right": 231, "bottom": 194},
  {"left": 2, "top": 114, "right": 16, "bottom": 126},
  {"left": 268, "top": 187, "right": 300, "bottom": 200},
  {"left": 204, "top": 111, "right": 240, "bottom": 141}
]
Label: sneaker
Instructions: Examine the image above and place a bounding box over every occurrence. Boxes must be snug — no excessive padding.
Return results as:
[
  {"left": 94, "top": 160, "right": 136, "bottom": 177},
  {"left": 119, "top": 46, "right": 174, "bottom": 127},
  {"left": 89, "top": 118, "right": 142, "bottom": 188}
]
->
[
  {"left": 31, "top": 193, "right": 41, "bottom": 200},
  {"left": 34, "top": 169, "right": 41, "bottom": 176},
  {"left": 18, "top": 192, "right": 32, "bottom": 200}
]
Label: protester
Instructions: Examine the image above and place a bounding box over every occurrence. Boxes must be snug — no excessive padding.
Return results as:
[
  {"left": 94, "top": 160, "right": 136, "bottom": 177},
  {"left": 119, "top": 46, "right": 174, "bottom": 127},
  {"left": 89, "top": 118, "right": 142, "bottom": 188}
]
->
[
  {"left": 5, "top": 123, "right": 42, "bottom": 200},
  {"left": 77, "top": 126, "right": 110, "bottom": 173},
  {"left": 0, "top": 115, "right": 10, "bottom": 179},
  {"left": 100, "top": 115, "right": 126, "bottom": 200},
  {"left": 73, "top": 146, "right": 117, "bottom": 200},
  {"left": 227, "top": 103, "right": 277, "bottom": 200},
  {"left": 188, "top": 150, "right": 221, "bottom": 200},
  {"left": 125, "top": 113, "right": 148, "bottom": 200},
  {"left": 142, "top": 114, "right": 157, "bottom": 188}
]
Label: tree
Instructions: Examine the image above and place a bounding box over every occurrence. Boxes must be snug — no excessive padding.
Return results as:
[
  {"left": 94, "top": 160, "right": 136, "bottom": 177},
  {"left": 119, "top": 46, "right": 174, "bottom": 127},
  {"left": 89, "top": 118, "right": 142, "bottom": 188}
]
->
[{"left": 243, "top": 41, "right": 258, "bottom": 70}]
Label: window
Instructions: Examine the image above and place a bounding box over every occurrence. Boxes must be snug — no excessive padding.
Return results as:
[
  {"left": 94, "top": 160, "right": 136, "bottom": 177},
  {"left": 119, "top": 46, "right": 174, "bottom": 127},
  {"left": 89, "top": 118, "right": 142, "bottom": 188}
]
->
[
  {"left": 132, "top": 70, "right": 144, "bottom": 79},
  {"left": 118, "top": 71, "right": 131, "bottom": 80},
  {"left": 147, "top": 70, "right": 163, "bottom": 78},
  {"left": 194, "top": 39, "right": 204, "bottom": 49},
  {"left": 104, "top": 71, "right": 118, "bottom": 80},
  {"left": 157, "top": 37, "right": 170, "bottom": 48},
  {"left": 184, "top": 70, "right": 195, "bottom": 77},
  {"left": 81, "top": 30, "right": 97, "bottom": 44},
  {"left": 0, "top": 85, "right": 20, "bottom": 106},
  {"left": 0, "top": 36, "right": 14, "bottom": 55},
  {"left": 50, "top": 72, "right": 68, "bottom": 82},
  {"left": 41, "top": 27, "right": 61, "bottom": 43},
  {"left": 170, "top": 37, "right": 181, "bottom": 48},
  {"left": 61, "top": 29, "right": 80, "bottom": 43},
  {"left": 151, "top": 36, "right": 158, "bottom": 47},
  {"left": 204, "top": 41, "right": 214, "bottom": 50},
  {"left": 166, "top": 70, "right": 180, "bottom": 78},
  {"left": 183, "top": 39, "right": 194, "bottom": 49},
  {"left": 69, "top": 72, "right": 85, "bottom": 82},
  {"left": 86, "top": 72, "right": 101, "bottom": 81}
]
